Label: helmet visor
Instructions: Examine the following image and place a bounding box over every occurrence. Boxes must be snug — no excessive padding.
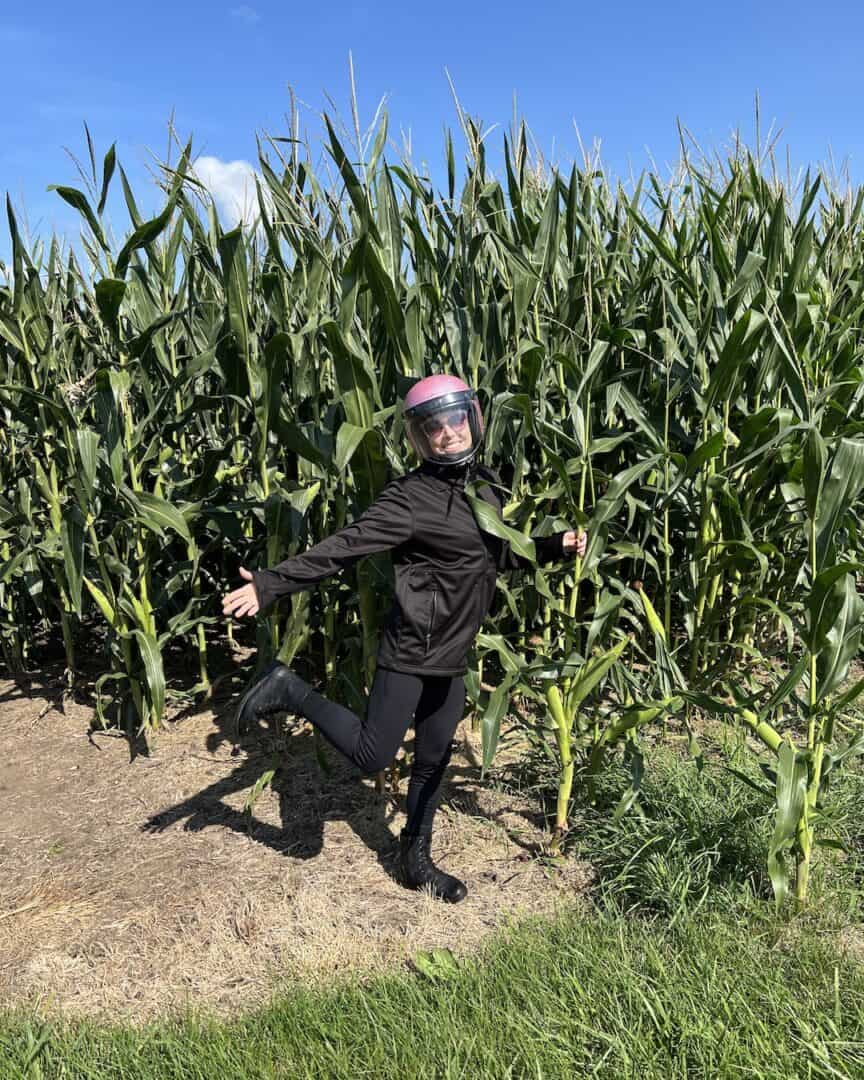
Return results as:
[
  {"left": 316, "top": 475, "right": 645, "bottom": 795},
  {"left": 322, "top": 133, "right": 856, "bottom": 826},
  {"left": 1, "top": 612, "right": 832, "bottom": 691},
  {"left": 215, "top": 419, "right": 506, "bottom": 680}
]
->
[
  {"left": 406, "top": 394, "right": 484, "bottom": 465},
  {"left": 420, "top": 406, "right": 471, "bottom": 439}
]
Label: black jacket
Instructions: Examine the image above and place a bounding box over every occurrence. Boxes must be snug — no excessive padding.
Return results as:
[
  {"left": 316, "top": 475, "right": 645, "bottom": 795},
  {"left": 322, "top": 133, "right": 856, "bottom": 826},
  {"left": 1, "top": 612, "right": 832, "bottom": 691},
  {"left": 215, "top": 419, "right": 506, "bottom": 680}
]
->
[{"left": 252, "top": 461, "right": 571, "bottom": 676}]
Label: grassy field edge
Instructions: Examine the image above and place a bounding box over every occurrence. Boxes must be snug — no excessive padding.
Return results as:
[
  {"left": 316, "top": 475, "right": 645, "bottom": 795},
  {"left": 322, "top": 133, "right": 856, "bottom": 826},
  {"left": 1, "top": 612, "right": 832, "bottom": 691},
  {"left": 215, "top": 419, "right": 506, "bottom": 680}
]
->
[{"left": 3, "top": 899, "right": 864, "bottom": 1080}]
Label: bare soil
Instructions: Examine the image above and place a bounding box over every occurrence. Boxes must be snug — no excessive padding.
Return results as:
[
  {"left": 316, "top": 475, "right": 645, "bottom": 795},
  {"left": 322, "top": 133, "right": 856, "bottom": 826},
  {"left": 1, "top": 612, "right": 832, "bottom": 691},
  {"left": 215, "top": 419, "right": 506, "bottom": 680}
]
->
[{"left": 0, "top": 664, "right": 589, "bottom": 1022}]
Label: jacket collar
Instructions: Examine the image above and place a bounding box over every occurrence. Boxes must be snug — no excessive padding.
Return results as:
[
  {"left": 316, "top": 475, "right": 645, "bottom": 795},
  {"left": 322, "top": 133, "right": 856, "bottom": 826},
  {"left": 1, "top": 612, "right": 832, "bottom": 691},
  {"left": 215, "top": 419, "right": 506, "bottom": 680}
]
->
[
  {"left": 417, "top": 459, "right": 502, "bottom": 518},
  {"left": 419, "top": 458, "right": 479, "bottom": 489}
]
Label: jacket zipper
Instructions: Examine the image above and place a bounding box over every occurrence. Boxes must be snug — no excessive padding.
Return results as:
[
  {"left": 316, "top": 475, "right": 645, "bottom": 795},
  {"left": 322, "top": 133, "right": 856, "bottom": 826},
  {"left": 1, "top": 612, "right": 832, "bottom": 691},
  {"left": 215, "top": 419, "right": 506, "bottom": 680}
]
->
[{"left": 425, "top": 589, "right": 438, "bottom": 654}]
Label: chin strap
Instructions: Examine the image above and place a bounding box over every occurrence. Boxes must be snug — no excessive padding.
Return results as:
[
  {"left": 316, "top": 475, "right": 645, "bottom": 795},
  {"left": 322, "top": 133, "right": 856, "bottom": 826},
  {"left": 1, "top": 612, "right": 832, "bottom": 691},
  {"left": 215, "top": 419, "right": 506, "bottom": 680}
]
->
[{"left": 423, "top": 457, "right": 479, "bottom": 481}]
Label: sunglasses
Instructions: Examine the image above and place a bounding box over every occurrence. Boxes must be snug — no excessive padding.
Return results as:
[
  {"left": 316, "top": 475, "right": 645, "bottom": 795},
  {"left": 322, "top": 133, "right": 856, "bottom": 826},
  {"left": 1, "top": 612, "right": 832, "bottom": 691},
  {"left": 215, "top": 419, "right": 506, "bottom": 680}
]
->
[{"left": 421, "top": 408, "right": 470, "bottom": 437}]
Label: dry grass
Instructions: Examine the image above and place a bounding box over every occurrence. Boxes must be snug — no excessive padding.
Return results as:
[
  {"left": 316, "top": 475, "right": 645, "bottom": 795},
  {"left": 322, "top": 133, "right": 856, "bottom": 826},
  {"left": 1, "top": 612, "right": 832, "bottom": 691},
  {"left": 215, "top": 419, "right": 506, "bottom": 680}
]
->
[{"left": 0, "top": 670, "right": 589, "bottom": 1022}]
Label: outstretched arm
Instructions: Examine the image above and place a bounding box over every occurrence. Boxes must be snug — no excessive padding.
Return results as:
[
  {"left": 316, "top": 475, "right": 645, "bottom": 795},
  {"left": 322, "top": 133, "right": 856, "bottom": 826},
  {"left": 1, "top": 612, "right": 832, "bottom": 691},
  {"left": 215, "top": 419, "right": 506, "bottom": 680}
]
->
[
  {"left": 478, "top": 468, "right": 586, "bottom": 571},
  {"left": 499, "top": 529, "right": 585, "bottom": 571},
  {"left": 223, "top": 479, "right": 414, "bottom": 618}
]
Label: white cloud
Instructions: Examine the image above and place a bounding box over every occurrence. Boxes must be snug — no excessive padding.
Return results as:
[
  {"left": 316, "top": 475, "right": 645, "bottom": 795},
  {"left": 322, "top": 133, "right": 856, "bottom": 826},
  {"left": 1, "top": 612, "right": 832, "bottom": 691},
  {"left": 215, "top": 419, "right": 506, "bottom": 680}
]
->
[
  {"left": 192, "top": 156, "right": 261, "bottom": 228},
  {"left": 230, "top": 5, "right": 260, "bottom": 22}
]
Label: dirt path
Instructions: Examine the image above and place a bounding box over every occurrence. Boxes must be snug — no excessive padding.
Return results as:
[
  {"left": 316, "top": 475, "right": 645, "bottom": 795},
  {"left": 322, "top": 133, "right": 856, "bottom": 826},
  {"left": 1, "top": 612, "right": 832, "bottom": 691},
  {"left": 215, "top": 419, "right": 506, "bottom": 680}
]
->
[{"left": 0, "top": 669, "right": 588, "bottom": 1021}]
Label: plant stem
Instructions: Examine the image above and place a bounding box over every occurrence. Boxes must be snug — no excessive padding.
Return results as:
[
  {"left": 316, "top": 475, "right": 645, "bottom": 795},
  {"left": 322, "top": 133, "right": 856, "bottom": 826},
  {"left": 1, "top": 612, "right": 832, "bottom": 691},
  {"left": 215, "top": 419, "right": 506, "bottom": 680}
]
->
[
  {"left": 797, "top": 514, "right": 821, "bottom": 903},
  {"left": 546, "top": 685, "right": 572, "bottom": 850}
]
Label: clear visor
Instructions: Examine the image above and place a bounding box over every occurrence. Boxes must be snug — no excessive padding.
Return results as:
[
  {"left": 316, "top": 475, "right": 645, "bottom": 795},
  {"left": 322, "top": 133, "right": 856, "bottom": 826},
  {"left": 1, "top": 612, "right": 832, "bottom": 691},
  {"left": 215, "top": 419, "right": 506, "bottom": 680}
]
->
[
  {"left": 406, "top": 399, "right": 483, "bottom": 465},
  {"left": 420, "top": 406, "right": 471, "bottom": 439}
]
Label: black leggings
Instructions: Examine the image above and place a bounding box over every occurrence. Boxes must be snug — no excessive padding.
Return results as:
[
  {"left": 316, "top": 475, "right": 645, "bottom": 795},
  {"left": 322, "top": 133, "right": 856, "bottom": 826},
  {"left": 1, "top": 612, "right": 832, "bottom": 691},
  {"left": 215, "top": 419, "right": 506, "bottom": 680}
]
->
[{"left": 298, "top": 667, "right": 466, "bottom": 836}]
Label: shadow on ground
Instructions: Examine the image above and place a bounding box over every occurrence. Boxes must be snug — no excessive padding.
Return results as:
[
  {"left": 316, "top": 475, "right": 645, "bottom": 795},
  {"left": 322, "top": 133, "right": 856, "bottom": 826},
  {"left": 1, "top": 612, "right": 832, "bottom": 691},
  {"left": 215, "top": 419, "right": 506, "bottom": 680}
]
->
[{"left": 142, "top": 685, "right": 549, "bottom": 888}]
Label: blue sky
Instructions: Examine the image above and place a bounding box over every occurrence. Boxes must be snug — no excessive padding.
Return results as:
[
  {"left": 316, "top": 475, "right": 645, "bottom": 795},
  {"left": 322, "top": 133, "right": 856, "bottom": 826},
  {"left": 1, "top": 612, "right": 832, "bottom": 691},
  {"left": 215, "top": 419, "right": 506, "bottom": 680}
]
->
[{"left": 3, "top": 0, "right": 864, "bottom": 261}]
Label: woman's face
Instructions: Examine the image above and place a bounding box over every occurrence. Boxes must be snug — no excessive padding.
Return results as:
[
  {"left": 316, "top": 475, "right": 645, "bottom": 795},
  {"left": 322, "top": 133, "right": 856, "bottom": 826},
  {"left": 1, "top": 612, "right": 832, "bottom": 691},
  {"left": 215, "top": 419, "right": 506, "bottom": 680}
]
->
[{"left": 421, "top": 406, "right": 473, "bottom": 456}]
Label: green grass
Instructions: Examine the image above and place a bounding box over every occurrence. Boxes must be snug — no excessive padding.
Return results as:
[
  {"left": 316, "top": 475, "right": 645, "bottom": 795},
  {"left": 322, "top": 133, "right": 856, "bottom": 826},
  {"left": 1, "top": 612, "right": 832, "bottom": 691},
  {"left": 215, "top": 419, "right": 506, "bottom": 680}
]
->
[
  {"left": 5, "top": 745, "right": 864, "bottom": 1079},
  {"left": 3, "top": 907, "right": 864, "bottom": 1079},
  {"left": 563, "top": 739, "right": 777, "bottom": 917},
  {"left": 576, "top": 736, "right": 864, "bottom": 920}
]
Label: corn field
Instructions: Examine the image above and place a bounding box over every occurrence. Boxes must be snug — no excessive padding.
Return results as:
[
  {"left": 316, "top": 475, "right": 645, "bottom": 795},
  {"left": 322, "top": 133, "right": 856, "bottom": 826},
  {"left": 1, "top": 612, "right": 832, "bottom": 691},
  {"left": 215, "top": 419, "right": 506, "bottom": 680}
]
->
[{"left": 1, "top": 108, "right": 863, "bottom": 904}]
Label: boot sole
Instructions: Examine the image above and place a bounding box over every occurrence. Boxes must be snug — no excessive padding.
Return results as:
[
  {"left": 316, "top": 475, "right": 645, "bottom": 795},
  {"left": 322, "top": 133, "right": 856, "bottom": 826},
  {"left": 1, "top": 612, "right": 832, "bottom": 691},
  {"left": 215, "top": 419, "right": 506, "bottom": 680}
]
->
[{"left": 410, "top": 882, "right": 468, "bottom": 904}]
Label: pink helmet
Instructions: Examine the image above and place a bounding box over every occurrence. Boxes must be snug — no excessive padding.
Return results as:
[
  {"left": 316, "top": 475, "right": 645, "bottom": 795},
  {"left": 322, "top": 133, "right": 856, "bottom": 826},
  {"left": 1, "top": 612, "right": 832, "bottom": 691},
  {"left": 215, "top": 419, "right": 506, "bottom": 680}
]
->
[{"left": 403, "top": 374, "right": 485, "bottom": 466}]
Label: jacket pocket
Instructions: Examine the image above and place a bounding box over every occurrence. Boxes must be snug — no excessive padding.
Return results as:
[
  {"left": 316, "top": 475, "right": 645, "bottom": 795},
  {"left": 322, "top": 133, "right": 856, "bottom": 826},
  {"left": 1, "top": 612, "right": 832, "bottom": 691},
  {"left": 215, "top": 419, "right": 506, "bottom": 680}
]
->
[
  {"left": 394, "top": 567, "right": 433, "bottom": 658},
  {"left": 424, "top": 588, "right": 439, "bottom": 655}
]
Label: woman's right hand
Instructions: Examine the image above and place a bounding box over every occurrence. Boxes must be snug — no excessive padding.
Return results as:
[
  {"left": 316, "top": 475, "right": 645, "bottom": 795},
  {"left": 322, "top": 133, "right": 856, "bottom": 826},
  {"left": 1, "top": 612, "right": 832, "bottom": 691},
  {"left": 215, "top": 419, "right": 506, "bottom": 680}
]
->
[{"left": 222, "top": 566, "right": 260, "bottom": 619}]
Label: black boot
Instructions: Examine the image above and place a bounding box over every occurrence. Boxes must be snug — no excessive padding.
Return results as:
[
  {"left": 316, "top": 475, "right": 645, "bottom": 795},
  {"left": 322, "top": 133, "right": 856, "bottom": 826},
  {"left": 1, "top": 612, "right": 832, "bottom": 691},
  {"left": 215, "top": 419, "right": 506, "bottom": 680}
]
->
[
  {"left": 235, "top": 660, "right": 313, "bottom": 736},
  {"left": 399, "top": 829, "right": 467, "bottom": 903}
]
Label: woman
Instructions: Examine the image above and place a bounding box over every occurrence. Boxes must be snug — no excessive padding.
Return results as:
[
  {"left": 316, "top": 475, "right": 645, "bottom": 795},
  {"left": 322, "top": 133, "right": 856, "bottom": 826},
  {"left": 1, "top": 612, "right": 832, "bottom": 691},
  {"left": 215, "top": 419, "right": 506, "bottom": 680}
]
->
[{"left": 222, "top": 375, "right": 586, "bottom": 902}]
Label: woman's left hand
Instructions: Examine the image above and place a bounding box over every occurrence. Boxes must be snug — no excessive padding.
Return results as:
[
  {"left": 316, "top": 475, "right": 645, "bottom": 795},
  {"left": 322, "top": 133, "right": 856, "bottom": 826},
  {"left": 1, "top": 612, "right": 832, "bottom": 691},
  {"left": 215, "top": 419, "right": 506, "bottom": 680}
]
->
[{"left": 563, "top": 529, "right": 587, "bottom": 557}]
